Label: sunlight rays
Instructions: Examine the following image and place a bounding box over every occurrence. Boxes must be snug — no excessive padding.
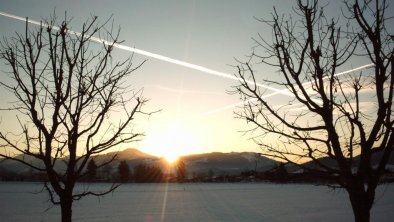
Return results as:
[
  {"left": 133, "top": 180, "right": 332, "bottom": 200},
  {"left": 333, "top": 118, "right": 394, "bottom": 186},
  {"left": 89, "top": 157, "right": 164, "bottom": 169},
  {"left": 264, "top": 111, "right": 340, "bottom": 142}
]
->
[{"left": 160, "top": 182, "right": 170, "bottom": 222}]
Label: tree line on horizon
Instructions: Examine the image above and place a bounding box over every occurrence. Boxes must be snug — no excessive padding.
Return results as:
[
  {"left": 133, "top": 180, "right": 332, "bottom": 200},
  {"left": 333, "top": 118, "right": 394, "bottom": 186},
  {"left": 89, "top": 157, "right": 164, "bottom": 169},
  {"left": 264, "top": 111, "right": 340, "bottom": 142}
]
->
[
  {"left": 3, "top": 158, "right": 393, "bottom": 184},
  {"left": 0, "top": 159, "right": 187, "bottom": 183}
]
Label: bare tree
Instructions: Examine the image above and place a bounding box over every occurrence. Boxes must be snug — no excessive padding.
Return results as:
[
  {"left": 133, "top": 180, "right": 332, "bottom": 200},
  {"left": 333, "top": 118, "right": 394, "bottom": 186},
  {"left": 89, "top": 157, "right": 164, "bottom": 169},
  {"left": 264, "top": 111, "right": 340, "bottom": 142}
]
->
[
  {"left": 234, "top": 1, "right": 393, "bottom": 222},
  {"left": 0, "top": 14, "right": 149, "bottom": 222}
]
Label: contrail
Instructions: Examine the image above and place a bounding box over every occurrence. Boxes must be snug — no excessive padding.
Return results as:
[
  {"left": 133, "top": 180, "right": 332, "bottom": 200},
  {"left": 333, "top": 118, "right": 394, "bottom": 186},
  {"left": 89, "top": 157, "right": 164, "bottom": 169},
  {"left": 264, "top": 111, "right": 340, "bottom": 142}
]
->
[
  {"left": 256, "top": 63, "right": 375, "bottom": 99},
  {"left": 198, "top": 63, "right": 375, "bottom": 117},
  {"left": 0, "top": 11, "right": 293, "bottom": 97},
  {"left": 0, "top": 11, "right": 375, "bottom": 116},
  {"left": 144, "top": 84, "right": 226, "bottom": 95}
]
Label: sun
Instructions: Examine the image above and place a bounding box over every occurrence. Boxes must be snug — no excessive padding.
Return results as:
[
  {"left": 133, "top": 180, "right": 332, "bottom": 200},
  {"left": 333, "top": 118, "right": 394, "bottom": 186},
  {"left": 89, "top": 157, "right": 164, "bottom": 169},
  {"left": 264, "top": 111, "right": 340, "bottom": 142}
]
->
[
  {"left": 141, "top": 123, "right": 202, "bottom": 163},
  {"left": 164, "top": 152, "right": 179, "bottom": 164}
]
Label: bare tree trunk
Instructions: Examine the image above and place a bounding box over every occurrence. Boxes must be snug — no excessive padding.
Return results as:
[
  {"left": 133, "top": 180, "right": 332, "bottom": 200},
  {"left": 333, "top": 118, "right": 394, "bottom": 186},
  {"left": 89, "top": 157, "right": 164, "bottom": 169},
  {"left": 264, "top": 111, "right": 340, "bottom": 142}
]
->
[
  {"left": 348, "top": 184, "right": 374, "bottom": 222},
  {"left": 60, "top": 196, "right": 73, "bottom": 222},
  {"left": 349, "top": 196, "right": 370, "bottom": 222}
]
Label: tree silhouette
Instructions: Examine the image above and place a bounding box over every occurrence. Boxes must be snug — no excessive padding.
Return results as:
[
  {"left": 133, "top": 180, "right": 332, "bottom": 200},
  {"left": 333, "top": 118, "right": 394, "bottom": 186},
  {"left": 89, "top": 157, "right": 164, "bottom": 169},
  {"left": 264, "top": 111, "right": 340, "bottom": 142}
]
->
[
  {"left": 234, "top": 1, "right": 393, "bottom": 222},
  {"left": 101, "top": 163, "right": 113, "bottom": 181},
  {"left": 133, "top": 164, "right": 164, "bottom": 183},
  {"left": 0, "top": 14, "right": 148, "bottom": 222},
  {"left": 118, "top": 160, "right": 130, "bottom": 182},
  {"left": 86, "top": 159, "right": 98, "bottom": 182}
]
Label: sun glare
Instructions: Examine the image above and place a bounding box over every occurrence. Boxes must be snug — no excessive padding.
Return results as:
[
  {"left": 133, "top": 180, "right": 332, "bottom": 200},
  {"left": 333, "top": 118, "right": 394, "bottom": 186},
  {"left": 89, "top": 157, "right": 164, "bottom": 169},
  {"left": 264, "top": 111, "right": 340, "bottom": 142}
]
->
[
  {"left": 164, "top": 153, "right": 179, "bottom": 164},
  {"left": 141, "top": 123, "right": 203, "bottom": 163}
]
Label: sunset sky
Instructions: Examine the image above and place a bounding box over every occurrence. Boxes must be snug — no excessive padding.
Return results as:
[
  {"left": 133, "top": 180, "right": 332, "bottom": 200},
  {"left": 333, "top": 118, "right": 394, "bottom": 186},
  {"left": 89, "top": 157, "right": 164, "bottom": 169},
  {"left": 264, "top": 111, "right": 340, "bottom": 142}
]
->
[{"left": 0, "top": 0, "right": 374, "bottom": 160}]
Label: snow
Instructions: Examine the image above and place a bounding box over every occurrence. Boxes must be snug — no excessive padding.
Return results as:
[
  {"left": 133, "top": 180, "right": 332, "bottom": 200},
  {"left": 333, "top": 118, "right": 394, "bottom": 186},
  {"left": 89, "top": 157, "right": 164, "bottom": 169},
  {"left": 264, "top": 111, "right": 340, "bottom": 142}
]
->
[{"left": 0, "top": 182, "right": 393, "bottom": 222}]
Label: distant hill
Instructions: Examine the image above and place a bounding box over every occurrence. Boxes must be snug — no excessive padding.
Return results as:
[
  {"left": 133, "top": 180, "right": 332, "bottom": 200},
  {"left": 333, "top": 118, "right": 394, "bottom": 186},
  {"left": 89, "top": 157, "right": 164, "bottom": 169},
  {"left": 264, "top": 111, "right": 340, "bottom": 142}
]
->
[
  {"left": 2, "top": 148, "right": 393, "bottom": 179},
  {"left": 290, "top": 151, "right": 394, "bottom": 173},
  {"left": 0, "top": 149, "right": 155, "bottom": 177},
  {"left": 182, "top": 152, "right": 277, "bottom": 176},
  {"left": 0, "top": 149, "right": 278, "bottom": 177},
  {"left": 0, "top": 155, "right": 46, "bottom": 175},
  {"left": 104, "top": 148, "right": 156, "bottom": 160},
  {"left": 93, "top": 150, "right": 278, "bottom": 177},
  {"left": 0, "top": 148, "right": 394, "bottom": 182},
  {"left": 94, "top": 148, "right": 157, "bottom": 164}
]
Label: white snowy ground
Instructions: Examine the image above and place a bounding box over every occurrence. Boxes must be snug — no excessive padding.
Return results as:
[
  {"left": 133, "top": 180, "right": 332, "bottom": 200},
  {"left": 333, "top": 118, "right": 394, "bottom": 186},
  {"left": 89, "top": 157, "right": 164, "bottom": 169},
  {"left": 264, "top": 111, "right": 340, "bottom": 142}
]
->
[{"left": 0, "top": 182, "right": 393, "bottom": 222}]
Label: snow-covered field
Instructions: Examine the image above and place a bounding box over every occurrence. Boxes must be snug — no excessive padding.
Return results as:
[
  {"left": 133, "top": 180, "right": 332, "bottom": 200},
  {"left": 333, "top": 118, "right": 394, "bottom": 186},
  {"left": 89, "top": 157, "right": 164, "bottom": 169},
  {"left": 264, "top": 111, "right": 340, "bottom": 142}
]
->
[{"left": 0, "top": 182, "right": 393, "bottom": 222}]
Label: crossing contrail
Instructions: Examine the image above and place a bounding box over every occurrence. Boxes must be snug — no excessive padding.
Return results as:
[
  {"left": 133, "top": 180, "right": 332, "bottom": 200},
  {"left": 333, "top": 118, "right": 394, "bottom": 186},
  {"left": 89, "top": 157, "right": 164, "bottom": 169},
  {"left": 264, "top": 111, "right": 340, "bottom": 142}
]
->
[
  {"left": 198, "top": 63, "right": 375, "bottom": 117},
  {"left": 0, "top": 11, "right": 375, "bottom": 117},
  {"left": 254, "top": 63, "right": 375, "bottom": 99},
  {"left": 0, "top": 10, "right": 293, "bottom": 97},
  {"left": 144, "top": 84, "right": 226, "bottom": 95}
]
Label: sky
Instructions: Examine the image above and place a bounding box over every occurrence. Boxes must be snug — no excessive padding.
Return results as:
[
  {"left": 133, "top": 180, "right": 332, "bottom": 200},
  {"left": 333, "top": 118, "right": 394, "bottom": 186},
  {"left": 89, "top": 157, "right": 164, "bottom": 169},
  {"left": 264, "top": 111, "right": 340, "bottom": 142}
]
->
[{"left": 0, "top": 0, "right": 376, "bottom": 160}]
